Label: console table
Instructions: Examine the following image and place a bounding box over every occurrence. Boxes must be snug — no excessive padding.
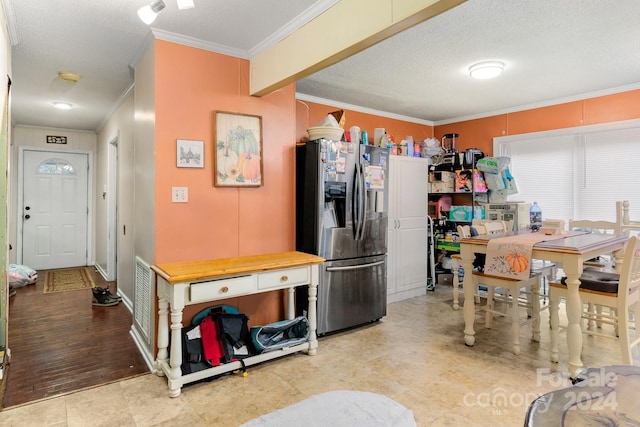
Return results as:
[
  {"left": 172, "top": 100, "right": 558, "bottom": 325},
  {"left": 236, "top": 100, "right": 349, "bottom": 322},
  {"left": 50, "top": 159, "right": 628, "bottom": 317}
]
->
[{"left": 151, "top": 251, "right": 324, "bottom": 397}]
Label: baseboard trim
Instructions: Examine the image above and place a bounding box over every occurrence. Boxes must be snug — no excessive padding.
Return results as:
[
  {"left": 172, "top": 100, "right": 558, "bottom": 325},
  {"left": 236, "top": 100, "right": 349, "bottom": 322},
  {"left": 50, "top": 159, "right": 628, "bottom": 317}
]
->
[
  {"left": 387, "top": 287, "right": 427, "bottom": 304},
  {"left": 130, "top": 327, "right": 155, "bottom": 372}
]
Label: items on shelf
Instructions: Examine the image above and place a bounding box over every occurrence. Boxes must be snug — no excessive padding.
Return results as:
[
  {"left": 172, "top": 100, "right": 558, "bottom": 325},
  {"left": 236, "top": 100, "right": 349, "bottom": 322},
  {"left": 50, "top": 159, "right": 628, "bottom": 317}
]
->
[{"left": 454, "top": 169, "right": 487, "bottom": 193}]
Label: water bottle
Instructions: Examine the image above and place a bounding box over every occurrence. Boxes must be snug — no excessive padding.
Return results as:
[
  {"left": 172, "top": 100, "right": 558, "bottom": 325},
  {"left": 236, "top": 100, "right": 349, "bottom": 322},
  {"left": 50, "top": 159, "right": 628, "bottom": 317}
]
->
[{"left": 530, "top": 202, "right": 542, "bottom": 231}]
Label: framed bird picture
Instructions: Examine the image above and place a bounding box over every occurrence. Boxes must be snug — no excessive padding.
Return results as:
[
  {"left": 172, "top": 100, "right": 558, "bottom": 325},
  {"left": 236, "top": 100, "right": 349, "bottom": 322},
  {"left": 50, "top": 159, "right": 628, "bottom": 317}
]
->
[{"left": 213, "top": 111, "right": 263, "bottom": 187}]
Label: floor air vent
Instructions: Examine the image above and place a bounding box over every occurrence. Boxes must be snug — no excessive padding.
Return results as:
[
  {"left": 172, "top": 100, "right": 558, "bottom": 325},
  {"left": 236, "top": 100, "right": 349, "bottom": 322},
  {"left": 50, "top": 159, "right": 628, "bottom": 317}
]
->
[{"left": 134, "top": 256, "right": 152, "bottom": 345}]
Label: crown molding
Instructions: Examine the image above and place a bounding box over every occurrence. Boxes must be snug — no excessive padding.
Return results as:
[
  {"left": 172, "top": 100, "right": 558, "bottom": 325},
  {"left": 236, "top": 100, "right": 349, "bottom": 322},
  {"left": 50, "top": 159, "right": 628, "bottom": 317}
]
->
[
  {"left": 435, "top": 82, "right": 640, "bottom": 126},
  {"left": 150, "top": 28, "right": 249, "bottom": 59},
  {"left": 296, "top": 93, "right": 435, "bottom": 127},
  {"left": 249, "top": 0, "right": 339, "bottom": 58},
  {"left": 1, "top": 0, "right": 19, "bottom": 46}
]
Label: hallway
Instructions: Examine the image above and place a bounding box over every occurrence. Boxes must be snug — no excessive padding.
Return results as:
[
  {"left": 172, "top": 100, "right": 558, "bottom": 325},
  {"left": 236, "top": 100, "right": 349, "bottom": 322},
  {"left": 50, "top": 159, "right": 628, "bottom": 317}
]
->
[{"left": 1, "top": 268, "right": 148, "bottom": 408}]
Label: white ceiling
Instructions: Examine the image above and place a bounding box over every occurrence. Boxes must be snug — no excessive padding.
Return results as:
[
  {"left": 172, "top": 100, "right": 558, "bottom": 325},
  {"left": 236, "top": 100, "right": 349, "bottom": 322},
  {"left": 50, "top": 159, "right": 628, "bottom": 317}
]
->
[{"left": 3, "top": 0, "right": 640, "bottom": 132}]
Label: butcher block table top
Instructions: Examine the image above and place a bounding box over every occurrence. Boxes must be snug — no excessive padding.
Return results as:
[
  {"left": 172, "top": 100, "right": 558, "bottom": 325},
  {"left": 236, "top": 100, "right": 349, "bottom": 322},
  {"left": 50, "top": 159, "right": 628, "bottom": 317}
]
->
[{"left": 151, "top": 251, "right": 325, "bottom": 284}]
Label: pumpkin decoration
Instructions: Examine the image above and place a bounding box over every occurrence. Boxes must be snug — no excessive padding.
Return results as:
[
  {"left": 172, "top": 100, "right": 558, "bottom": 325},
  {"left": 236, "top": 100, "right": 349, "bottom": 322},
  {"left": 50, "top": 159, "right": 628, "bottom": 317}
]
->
[
  {"left": 228, "top": 125, "right": 260, "bottom": 156},
  {"left": 217, "top": 144, "right": 239, "bottom": 180},
  {"left": 505, "top": 250, "right": 529, "bottom": 273},
  {"left": 238, "top": 152, "right": 261, "bottom": 181}
]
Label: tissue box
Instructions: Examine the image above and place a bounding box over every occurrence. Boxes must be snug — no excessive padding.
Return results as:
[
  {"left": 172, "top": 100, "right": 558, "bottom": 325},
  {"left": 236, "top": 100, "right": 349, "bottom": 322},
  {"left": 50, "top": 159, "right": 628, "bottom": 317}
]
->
[
  {"left": 449, "top": 206, "right": 485, "bottom": 221},
  {"left": 449, "top": 206, "right": 472, "bottom": 221}
]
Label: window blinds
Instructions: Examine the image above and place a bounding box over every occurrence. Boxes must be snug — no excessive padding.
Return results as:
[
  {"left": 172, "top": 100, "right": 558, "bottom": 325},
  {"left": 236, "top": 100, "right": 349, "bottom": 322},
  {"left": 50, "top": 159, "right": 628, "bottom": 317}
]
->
[{"left": 495, "top": 121, "right": 640, "bottom": 225}]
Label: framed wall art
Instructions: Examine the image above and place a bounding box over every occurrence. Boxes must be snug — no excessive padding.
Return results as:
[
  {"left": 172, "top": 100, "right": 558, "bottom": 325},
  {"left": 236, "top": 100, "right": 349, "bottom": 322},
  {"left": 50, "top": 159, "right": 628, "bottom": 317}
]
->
[
  {"left": 214, "top": 111, "right": 263, "bottom": 187},
  {"left": 176, "top": 139, "right": 204, "bottom": 168}
]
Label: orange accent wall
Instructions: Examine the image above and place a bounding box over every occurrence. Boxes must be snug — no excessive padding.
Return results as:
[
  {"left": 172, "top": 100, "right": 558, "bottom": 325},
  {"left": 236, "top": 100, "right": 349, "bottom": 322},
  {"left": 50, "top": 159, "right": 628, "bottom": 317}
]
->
[
  {"left": 583, "top": 89, "right": 640, "bottom": 125},
  {"left": 296, "top": 100, "right": 434, "bottom": 144},
  {"left": 435, "top": 90, "right": 640, "bottom": 155},
  {"left": 154, "top": 41, "right": 296, "bottom": 264}
]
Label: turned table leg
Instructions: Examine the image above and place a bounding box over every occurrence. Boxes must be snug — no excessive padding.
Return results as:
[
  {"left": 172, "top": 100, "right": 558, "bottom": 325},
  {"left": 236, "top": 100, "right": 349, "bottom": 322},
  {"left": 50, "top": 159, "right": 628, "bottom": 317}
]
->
[{"left": 154, "top": 296, "right": 169, "bottom": 376}]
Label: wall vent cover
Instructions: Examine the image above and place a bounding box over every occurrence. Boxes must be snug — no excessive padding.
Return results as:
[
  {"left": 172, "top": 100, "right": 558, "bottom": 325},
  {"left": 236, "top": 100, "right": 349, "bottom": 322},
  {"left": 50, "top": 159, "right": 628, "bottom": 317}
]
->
[{"left": 134, "top": 256, "right": 152, "bottom": 345}]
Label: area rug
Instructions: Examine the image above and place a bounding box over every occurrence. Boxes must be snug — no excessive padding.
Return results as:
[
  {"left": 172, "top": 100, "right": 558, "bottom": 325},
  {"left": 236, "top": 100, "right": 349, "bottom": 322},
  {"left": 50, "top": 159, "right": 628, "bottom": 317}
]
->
[
  {"left": 240, "top": 390, "right": 417, "bottom": 427},
  {"left": 43, "top": 267, "right": 95, "bottom": 294}
]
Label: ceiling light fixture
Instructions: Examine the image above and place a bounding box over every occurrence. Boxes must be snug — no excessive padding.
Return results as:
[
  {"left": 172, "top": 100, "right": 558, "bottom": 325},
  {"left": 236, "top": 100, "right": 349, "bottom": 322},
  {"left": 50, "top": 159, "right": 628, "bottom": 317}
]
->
[
  {"left": 137, "top": 0, "right": 166, "bottom": 25},
  {"left": 469, "top": 61, "right": 505, "bottom": 80},
  {"left": 177, "top": 0, "right": 195, "bottom": 10},
  {"left": 52, "top": 102, "right": 73, "bottom": 110},
  {"left": 58, "top": 72, "right": 81, "bottom": 83}
]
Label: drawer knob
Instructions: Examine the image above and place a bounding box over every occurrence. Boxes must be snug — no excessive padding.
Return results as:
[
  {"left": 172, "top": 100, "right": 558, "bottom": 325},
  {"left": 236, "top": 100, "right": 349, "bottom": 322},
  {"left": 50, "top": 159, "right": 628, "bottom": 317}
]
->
[
  {"left": 220, "top": 286, "right": 229, "bottom": 293},
  {"left": 281, "top": 275, "right": 288, "bottom": 282}
]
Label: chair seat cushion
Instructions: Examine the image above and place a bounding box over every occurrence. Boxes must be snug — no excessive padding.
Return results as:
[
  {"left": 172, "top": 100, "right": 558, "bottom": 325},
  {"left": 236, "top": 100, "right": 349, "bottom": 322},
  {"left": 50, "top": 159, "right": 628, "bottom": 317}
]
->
[{"left": 560, "top": 270, "right": 619, "bottom": 293}]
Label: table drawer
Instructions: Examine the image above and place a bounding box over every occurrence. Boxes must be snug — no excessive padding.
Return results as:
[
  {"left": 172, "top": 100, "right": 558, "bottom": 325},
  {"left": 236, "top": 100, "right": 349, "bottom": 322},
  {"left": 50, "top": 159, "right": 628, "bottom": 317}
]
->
[
  {"left": 190, "top": 275, "right": 255, "bottom": 303},
  {"left": 257, "top": 267, "right": 309, "bottom": 290}
]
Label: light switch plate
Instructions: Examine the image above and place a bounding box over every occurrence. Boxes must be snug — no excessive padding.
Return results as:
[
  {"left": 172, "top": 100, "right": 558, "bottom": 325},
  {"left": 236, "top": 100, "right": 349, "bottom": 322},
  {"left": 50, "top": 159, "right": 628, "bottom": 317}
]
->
[{"left": 172, "top": 186, "right": 188, "bottom": 203}]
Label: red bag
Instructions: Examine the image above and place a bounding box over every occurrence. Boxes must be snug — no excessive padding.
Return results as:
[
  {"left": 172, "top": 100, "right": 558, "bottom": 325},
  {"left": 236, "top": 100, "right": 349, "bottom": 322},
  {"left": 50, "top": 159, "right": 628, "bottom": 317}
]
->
[{"left": 199, "top": 315, "right": 225, "bottom": 366}]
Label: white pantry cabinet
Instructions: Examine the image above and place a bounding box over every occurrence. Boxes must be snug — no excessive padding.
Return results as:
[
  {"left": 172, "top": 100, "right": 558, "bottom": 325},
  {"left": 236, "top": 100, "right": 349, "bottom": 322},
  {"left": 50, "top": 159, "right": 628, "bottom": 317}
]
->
[{"left": 387, "top": 156, "right": 429, "bottom": 303}]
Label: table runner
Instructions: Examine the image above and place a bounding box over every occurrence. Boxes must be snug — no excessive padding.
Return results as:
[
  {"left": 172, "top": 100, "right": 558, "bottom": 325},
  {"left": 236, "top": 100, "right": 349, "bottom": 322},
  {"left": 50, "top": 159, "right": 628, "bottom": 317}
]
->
[{"left": 484, "top": 232, "right": 566, "bottom": 279}]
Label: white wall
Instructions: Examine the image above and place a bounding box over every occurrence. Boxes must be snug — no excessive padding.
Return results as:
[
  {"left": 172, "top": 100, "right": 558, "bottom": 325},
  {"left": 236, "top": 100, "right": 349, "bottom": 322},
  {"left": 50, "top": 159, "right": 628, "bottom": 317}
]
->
[
  {"left": 133, "top": 44, "right": 156, "bottom": 265},
  {"left": 130, "top": 42, "right": 156, "bottom": 362},
  {"left": 97, "top": 90, "right": 136, "bottom": 301},
  {"left": 9, "top": 127, "right": 97, "bottom": 264}
]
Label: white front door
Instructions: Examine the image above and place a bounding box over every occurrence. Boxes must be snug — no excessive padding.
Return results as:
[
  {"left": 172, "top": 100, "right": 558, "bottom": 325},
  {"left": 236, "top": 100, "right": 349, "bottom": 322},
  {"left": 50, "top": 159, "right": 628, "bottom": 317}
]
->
[{"left": 21, "top": 150, "right": 89, "bottom": 269}]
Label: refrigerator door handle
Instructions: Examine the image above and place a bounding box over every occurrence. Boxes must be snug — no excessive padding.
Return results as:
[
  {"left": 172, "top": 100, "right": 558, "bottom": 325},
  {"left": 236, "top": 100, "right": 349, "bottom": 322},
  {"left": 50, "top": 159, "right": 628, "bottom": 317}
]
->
[
  {"left": 326, "top": 260, "right": 385, "bottom": 272},
  {"left": 359, "top": 162, "right": 367, "bottom": 239},
  {"left": 353, "top": 162, "right": 361, "bottom": 239}
]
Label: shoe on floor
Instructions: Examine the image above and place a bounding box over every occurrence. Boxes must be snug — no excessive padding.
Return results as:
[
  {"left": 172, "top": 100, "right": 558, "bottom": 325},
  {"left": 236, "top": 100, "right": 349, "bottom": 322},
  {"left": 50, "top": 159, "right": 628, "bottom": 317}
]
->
[
  {"left": 92, "top": 288, "right": 120, "bottom": 307},
  {"left": 92, "top": 286, "right": 121, "bottom": 301}
]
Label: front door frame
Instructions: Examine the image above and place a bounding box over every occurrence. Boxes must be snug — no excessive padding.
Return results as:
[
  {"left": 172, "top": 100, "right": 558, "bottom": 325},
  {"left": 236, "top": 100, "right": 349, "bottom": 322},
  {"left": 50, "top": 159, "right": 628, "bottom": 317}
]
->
[{"left": 17, "top": 146, "right": 94, "bottom": 267}]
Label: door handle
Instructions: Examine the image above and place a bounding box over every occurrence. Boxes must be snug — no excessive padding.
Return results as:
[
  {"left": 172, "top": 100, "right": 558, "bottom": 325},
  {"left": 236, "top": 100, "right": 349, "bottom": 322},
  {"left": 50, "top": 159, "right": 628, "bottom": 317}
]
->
[
  {"left": 24, "top": 214, "right": 31, "bottom": 220},
  {"left": 326, "top": 260, "right": 385, "bottom": 271}
]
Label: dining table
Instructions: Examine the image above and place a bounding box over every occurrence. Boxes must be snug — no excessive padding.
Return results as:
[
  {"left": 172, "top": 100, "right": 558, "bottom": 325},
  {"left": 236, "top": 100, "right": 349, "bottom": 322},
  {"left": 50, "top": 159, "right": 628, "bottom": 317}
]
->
[{"left": 459, "top": 230, "right": 628, "bottom": 379}]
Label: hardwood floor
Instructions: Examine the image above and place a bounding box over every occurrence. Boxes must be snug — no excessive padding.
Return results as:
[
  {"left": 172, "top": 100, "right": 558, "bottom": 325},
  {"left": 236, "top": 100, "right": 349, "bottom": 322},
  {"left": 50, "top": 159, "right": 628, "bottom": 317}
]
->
[{"left": 2, "top": 267, "right": 149, "bottom": 409}]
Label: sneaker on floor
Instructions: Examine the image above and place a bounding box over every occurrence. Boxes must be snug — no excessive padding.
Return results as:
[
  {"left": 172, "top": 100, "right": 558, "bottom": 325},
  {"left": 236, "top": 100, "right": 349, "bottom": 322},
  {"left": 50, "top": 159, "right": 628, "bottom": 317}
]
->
[
  {"left": 92, "top": 288, "right": 120, "bottom": 307},
  {"left": 93, "top": 286, "right": 121, "bottom": 301}
]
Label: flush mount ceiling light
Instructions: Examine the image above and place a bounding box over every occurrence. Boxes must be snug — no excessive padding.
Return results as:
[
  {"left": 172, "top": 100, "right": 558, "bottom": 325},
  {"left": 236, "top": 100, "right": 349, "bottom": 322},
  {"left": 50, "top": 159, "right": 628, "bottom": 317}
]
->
[
  {"left": 138, "top": 0, "right": 166, "bottom": 25},
  {"left": 52, "top": 102, "right": 73, "bottom": 110},
  {"left": 58, "top": 71, "right": 81, "bottom": 83},
  {"left": 177, "top": 0, "right": 195, "bottom": 10},
  {"left": 469, "top": 61, "right": 505, "bottom": 80}
]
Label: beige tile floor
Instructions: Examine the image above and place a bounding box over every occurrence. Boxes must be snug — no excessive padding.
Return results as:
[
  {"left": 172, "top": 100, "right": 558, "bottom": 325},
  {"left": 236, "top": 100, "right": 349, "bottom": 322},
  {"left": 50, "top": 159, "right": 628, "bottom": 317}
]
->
[{"left": 0, "top": 284, "right": 629, "bottom": 426}]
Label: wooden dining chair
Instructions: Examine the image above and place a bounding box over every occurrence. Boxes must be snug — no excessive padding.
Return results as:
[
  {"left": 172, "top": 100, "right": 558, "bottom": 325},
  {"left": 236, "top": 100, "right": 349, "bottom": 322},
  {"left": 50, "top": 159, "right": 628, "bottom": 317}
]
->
[
  {"left": 473, "top": 262, "right": 551, "bottom": 354},
  {"left": 549, "top": 235, "right": 640, "bottom": 364},
  {"left": 617, "top": 200, "right": 640, "bottom": 236},
  {"left": 569, "top": 219, "right": 620, "bottom": 268},
  {"left": 455, "top": 221, "right": 554, "bottom": 354},
  {"left": 566, "top": 219, "right": 621, "bottom": 330},
  {"left": 451, "top": 223, "right": 498, "bottom": 310},
  {"left": 451, "top": 225, "right": 476, "bottom": 310}
]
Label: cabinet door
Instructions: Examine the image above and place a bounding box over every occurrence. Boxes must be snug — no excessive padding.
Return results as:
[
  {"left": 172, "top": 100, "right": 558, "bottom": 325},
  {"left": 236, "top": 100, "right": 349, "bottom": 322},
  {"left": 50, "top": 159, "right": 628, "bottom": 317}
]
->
[
  {"left": 391, "top": 157, "right": 428, "bottom": 221},
  {"left": 387, "top": 156, "right": 429, "bottom": 297},
  {"left": 397, "top": 224, "right": 428, "bottom": 291}
]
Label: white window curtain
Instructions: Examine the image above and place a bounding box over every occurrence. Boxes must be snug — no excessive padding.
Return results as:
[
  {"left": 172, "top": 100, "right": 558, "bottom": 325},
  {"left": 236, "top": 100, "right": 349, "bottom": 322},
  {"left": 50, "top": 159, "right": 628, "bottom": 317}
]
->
[{"left": 495, "top": 120, "right": 640, "bottom": 226}]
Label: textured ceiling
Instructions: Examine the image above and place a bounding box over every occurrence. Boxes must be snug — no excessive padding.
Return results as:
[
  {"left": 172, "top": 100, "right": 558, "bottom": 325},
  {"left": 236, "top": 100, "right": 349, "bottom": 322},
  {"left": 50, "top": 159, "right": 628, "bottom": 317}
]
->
[
  {"left": 3, "top": 0, "right": 640, "bottom": 131},
  {"left": 297, "top": 0, "right": 640, "bottom": 123}
]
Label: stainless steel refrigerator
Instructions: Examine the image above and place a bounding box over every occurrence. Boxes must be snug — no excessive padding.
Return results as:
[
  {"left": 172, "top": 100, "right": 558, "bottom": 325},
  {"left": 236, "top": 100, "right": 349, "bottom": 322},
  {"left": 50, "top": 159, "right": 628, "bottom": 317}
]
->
[{"left": 296, "top": 139, "right": 388, "bottom": 335}]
